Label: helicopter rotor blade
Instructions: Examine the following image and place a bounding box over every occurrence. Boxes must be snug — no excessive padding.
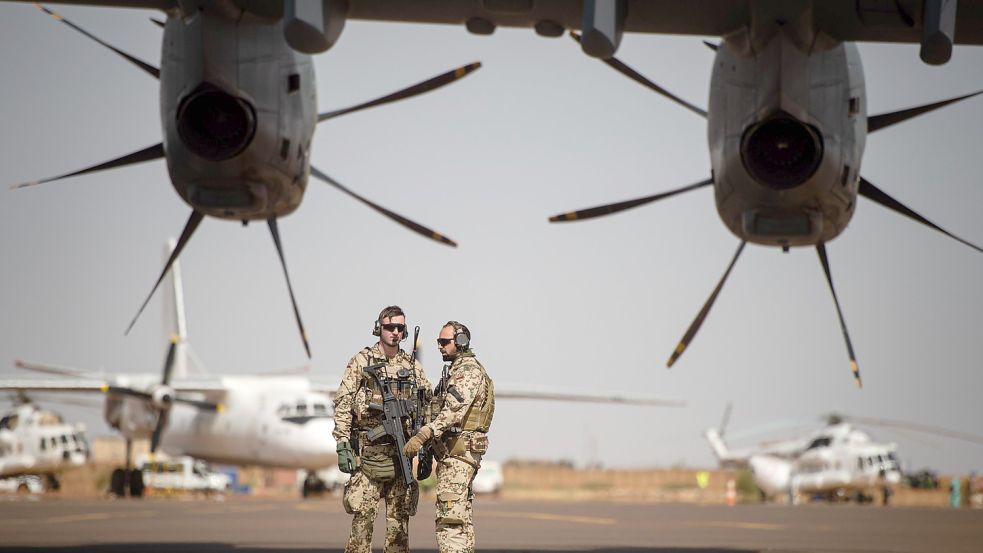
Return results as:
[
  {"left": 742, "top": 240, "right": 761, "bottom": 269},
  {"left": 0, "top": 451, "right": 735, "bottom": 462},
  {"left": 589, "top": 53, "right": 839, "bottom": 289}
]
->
[
  {"left": 816, "top": 243, "right": 861, "bottom": 388},
  {"left": 549, "top": 178, "right": 712, "bottom": 222},
  {"left": 268, "top": 217, "right": 311, "bottom": 359}
]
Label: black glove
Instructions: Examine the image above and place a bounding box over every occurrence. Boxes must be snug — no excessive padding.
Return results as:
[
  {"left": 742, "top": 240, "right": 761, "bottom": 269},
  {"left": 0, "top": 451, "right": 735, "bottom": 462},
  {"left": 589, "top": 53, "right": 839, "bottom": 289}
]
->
[{"left": 337, "top": 440, "right": 356, "bottom": 474}]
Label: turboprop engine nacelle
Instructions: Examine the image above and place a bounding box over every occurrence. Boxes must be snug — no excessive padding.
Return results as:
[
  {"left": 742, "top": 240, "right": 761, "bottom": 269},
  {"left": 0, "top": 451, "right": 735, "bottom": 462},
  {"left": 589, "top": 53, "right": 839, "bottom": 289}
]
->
[
  {"left": 709, "top": 32, "right": 867, "bottom": 248},
  {"left": 161, "top": 11, "right": 317, "bottom": 221}
]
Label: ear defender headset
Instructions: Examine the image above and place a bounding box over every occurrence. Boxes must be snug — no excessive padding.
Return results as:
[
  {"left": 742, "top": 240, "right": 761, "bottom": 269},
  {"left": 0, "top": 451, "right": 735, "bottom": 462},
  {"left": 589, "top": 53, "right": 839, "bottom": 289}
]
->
[{"left": 448, "top": 321, "right": 471, "bottom": 350}]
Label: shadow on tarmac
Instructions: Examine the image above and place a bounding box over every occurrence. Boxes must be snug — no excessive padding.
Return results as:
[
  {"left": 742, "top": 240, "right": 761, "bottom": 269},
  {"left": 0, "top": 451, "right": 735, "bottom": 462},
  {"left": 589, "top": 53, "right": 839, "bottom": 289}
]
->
[{"left": 0, "top": 543, "right": 760, "bottom": 553}]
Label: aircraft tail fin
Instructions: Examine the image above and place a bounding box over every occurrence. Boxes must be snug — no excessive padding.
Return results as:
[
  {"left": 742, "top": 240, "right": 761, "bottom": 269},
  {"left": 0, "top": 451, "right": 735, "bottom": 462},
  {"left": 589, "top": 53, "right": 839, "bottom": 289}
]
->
[
  {"left": 704, "top": 428, "right": 733, "bottom": 463},
  {"left": 162, "top": 238, "right": 192, "bottom": 379}
]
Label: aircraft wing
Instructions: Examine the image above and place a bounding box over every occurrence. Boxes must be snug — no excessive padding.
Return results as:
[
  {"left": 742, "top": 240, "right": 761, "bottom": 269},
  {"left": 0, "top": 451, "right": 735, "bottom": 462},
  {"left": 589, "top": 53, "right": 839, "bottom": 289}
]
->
[
  {"left": 8, "top": 1, "right": 983, "bottom": 45},
  {"left": 0, "top": 379, "right": 109, "bottom": 393},
  {"left": 3, "top": 0, "right": 175, "bottom": 8},
  {"left": 348, "top": 0, "right": 983, "bottom": 46},
  {"left": 311, "top": 379, "right": 681, "bottom": 407}
]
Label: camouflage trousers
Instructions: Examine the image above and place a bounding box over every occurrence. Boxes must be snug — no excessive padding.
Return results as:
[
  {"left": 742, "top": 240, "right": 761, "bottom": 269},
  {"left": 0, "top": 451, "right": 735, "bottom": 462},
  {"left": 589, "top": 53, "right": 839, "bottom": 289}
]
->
[
  {"left": 434, "top": 452, "right": 482, "bottom": 553},
  {"left": 342, "top": 469, "right": 418, "bottom": 553}
]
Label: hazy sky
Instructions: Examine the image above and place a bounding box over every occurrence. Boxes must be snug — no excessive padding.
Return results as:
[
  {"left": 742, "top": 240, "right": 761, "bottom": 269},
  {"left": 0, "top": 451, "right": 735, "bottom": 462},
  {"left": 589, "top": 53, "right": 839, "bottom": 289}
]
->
[{"left": 1, "top": 4, "right": 981, "bottom": 475}]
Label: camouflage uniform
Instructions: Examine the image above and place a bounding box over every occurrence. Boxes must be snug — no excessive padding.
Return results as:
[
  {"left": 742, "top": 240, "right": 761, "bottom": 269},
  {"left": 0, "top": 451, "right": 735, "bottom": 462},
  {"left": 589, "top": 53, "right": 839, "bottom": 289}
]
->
[
  {"left": 427, "top": 351, "right": 494, "bottom": 553},
  {"left": 333, "top": 343, "right": 432, "bottom": 553}
]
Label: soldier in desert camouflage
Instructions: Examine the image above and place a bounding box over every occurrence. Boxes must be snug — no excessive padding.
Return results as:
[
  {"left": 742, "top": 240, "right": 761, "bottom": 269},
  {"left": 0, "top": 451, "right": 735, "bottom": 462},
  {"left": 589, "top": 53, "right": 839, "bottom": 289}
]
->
[
  {"left": 404, "top": 321, "right": 495, "bottom": 553},
  {"left": 333, "top": 305, "right": 432, "bottom": 553}
]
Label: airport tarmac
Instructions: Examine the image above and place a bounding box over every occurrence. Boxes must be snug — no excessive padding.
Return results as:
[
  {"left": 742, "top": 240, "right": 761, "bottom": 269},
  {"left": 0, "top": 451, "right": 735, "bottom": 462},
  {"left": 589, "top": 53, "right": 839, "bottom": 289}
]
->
[{"left": 0, "top": 496, "right": 980, "bottom": 553}]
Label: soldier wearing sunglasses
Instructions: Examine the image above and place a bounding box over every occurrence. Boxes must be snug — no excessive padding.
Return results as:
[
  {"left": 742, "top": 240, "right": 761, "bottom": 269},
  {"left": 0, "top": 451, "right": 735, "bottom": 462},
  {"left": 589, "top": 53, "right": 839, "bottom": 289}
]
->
[
  {"left": 333, "top": 305, "right": 433, "bottom": 553},
  {"left": 404, "top": 320, "right": 495, "bottom": 553}
]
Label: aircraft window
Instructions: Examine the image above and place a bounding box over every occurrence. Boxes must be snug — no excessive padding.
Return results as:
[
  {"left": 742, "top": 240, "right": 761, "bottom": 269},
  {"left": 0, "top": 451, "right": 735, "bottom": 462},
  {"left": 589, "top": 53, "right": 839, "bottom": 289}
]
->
[
  {"left": 40, "top": 438, "right": 47, "bottom": 451},
  {"left": 314, "top": 404, "right": 327, "bottom": 415},
  {"left": 806, "top": 437, "right": 831, "bottom": 450},
  {"left": 71, "top": 434, "right": 79, "bottom": 446},
  {"left": 296, "top": 404, "right": 308, "bottom": 416},
  {"left": 287, "top": 73, "right": 300, "bottom": 93},
  {"left": 49, "top": 437, "right": 56, "bottom": 448},
  {"left": 60, "top": 435, "right": 68, "bottom": 445},
  {"left": 866, "top": 456, "right": 873, "bottom": 467}
]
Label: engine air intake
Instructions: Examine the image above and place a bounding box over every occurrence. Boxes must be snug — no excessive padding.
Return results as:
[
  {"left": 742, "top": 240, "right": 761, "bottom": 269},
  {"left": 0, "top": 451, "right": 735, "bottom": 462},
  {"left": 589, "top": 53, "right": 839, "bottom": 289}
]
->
[
  {"left": 741, "top": 113, "right": 823, "bottom": 190},
  {"left": 177, "top": 83, "right": 256, "bottom": 161}
]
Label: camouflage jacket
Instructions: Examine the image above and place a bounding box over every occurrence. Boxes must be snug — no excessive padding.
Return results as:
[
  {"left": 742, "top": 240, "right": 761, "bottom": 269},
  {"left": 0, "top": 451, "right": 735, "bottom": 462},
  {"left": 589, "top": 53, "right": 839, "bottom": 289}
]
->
[
  {"left": 332, "top": 343, "right": 432, "bottom": 443},
  {"left": 427, "top": 351, "right": 491, "bottom": 437}
]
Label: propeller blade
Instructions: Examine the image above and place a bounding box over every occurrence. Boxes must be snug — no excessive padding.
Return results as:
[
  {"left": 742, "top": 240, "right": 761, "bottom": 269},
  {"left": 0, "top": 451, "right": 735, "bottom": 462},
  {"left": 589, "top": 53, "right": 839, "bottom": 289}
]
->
[
  {"left": 9, "top": 143, "right": 164, "bottom": 190},
  {"left": 318, "top": 62, "right": 482, "bottom": 123},
  {"left": 816, "top": 243, "right": 861, "bottom": 388},
  {"left": 310, "top": 167, "right": 458, "bottom": 247},
  {"left": 550, "top": 178, "right": 712, "bottom": 223},
  {"left": 859, "top": 177, "right": 983, "bottom": 254},
  {"left": 126, "top": 210, "right": 204, "bottom": 336},
  {"left": 173, "top": 396, "right": 223, "bottom": 412},
  {"left": 267, "top": 217, "right": 312, "bottom": 359},
  {"left": 667, "top": 241, "right": 746, "bottom": 368},
  {"left": 100, "top": 384, "right": 152, "bottom": 401},
  {"left": 570, "top": 31, "right": 706, "bottom": 118},
  {"left": 35, "top": 4, "right": 160, "bottom": 79},
  {"left": 150, "top": 412, "right": 167, "bottom": 453},
  {"left": 867, "top": 89, "right": 983, "bottom": 133},
  {"left": 160, "top": 337, "right": 177, "bottom": 386}
]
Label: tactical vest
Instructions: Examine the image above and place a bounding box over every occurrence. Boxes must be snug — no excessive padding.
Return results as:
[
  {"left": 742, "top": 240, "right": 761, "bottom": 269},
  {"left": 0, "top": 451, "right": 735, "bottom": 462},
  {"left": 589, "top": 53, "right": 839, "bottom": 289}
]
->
[{"left": 443, "top": 361, "right": 495, "bottom": 456}]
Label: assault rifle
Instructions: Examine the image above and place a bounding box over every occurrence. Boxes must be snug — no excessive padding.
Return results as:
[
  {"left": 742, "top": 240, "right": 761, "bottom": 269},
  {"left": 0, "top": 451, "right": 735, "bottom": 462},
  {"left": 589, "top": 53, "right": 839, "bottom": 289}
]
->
[{"left": 363, "top": 363, "right": 415, "bottom": 486}]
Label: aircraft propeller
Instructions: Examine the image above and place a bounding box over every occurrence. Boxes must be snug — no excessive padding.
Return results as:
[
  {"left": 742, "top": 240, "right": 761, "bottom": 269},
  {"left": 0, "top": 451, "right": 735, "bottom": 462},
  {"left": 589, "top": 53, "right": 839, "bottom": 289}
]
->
[
  {"left": 13, "top": 5, "right": 475, "bottom": 358},
  {"left": 99, "top": 337, "right": 223, "bottom": 454},
  {"left": 551, "top": 32, "right": 983, "bottom": 387}
]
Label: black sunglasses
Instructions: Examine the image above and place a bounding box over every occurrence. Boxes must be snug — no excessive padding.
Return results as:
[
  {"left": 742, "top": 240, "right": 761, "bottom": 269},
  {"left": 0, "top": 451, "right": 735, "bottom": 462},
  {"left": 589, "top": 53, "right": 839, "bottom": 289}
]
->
[
  {"left": 382, "top": 323, "right": 406, "bottom": 333},
  {"left": 436, "top": 338, "right": 453, "bottom": 346}
]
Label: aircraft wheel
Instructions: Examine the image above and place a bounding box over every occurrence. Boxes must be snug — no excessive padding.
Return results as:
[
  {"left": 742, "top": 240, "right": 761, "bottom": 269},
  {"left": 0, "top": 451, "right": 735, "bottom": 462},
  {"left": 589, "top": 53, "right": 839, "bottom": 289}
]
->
[
  {"left": 110, "top": 469, "right": 126, "bottom": 497},
  {"left": 129, "top": 469, "right": 145, "bottom": 498},
  {"left": 45, "top": 474, "right": 61, "bottom": 491}
]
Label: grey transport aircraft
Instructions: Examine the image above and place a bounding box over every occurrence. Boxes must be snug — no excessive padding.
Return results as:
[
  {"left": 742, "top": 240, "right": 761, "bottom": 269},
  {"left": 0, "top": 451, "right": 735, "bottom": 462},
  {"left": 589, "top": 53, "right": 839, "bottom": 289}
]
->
[{"left": 5, "top": 1, "right": 983, "bottom": 383}]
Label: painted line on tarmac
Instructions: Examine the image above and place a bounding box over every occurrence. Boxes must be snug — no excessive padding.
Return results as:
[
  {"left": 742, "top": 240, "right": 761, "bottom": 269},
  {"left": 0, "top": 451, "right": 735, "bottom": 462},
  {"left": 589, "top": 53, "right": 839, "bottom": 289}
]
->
[
  {"left": 485, "top": 510, "right": 616, "bottom": 525},
  {"left": 0, "top": 510, "right": 157, "bottom": 525},
  {"left": 704, "top": 521, "right": 784, "bottom": 531},
  {"left": 294, "top": 502, "right": 346, "bottom": 513}
]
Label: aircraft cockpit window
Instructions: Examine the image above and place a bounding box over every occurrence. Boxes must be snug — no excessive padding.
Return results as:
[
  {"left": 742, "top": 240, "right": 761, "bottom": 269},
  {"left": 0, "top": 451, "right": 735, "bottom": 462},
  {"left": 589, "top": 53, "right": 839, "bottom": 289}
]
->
[
  {"left": 60, "top": 435, "right": 68, "bottom": 445},
  {"left": 857, "top": 457, "right": 863, "bottom": 469},
  {"left": 806, "top": 437, "right": 831, "bottom": 450},
  {"left": 277, "top": 404, "right": 289, "bottom": 417},
  {"left": 876, "top": 454, "right": 884, "bottom": 464},
  {"left": 49, "top": 437, "right": 56, "bottom": 448},
  {"left": 40, "top": 437, "right": 47, "bottom": 451},
  {"left": 866, "top": 456, "right": 873, "bottom": 467},
  {"left": 314, "top": 404, "right": 327, "bottom": 416},
  {"left": 296, "top": 404, "right": 308, "bottom": 416}
]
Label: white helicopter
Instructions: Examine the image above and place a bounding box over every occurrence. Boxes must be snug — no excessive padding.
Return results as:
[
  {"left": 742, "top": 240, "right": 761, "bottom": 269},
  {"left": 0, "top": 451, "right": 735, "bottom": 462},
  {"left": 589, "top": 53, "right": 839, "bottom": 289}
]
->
[
  {"left": 0, "top": 397, "right": 90, "bottom": 493},
  {"left": 704, "top": 406, "right": 904, "bottom": 504},
  {"left": 1, "top": 241, "right": 683, "bottom": 498}
]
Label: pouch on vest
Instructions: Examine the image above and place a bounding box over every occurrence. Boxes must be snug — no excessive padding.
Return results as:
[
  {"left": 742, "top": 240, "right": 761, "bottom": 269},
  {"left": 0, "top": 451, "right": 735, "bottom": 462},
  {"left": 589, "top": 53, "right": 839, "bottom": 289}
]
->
[{"left": 360, "top": 453, "right": 396, "bottom": 481}]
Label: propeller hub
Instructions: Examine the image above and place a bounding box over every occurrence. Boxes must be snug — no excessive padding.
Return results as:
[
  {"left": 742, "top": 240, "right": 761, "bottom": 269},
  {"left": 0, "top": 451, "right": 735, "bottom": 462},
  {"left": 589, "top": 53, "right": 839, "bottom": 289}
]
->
[
  {"left": 151, "top": 386, "right": 175, "bottom": 410},
  {"left": 177, "top": 83, "right": 257, "bottom": 162},
  {"left": 741, "top": 113, "right": 824, "bottom": 190}
]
